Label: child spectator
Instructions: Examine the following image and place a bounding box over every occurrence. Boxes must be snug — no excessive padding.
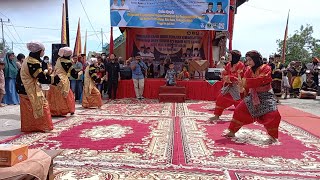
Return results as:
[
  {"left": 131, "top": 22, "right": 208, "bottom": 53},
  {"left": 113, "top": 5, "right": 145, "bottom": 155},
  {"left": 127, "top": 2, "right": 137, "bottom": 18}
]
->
[
  {"left": 178, "top": 66, "right": 190, "bottom": 80},
  {"left": 165, "top": 63, "right": 176, "bottom": 86},
  {"left": 282, "top": 70, "right": 290, "bottom": 99}
]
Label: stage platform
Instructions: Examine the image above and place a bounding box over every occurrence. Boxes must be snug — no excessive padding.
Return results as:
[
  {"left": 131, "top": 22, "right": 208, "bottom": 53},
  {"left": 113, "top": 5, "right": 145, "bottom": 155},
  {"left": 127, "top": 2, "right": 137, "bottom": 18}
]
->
[{"left": 117, "top": 79, "right": 223, "bottom": 101}]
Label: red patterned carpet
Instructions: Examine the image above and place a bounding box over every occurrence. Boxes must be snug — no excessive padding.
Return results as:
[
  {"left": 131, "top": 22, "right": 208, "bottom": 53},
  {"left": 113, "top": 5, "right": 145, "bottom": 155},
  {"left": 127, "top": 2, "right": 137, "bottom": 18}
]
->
[{"left": 2, "top": 99, "right": 320, "bottom": 179}]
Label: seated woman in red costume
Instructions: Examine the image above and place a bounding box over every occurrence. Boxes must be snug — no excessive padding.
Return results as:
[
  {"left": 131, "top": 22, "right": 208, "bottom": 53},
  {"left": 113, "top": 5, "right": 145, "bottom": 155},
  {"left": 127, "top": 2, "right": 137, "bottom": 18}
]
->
[
  {"left": 224, "top": 50, "right": 281, "bottom": 143},
  {"left": 209, "top": 50, "right": 245, "bottom": 122},
  {"left": 47, "top": 47, "right": 82, "bottom": 116},
  {"left": 82, "top": 58, "right": 104, "bottom": 108},
  {"left": 16, "top": 41, "right": 61, "bottom": 132}
]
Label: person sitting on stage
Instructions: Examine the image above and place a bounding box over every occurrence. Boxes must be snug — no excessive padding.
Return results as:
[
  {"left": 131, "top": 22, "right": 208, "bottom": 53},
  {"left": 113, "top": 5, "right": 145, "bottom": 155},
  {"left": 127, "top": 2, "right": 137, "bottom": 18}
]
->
[
  {"left": 223, "top": 50, "right": 281, "bottom": 144},
  {"left": 47, "top": 47, "right": 81, "bottom": 116},
  {"left": 82, "top": 58, "right": 104, "bottom": 108},
  {"left": 165, "top": 63, "right": 177, "bottom": 86},
  {"left": 299, "top": 71, "right": 318, "bottom": 99},
  {"left": 18, "top": 41, "right": 61, "bottom": 132},
  {"left": 209, "top": 50, "right": 245, "bottom": 122},
  {"left": 178, "top": 66, "right": 190, "bottom": 80}
]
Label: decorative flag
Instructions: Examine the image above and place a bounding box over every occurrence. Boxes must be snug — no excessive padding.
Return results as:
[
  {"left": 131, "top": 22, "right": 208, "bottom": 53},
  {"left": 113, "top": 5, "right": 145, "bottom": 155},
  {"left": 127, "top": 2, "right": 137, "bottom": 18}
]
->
[
  {"left": 74, "top": 18, "right": 82, "bottom": 56},
  {"left": 83, "top": 30, "right": 87, "bottom": 55},
  {"left": 82, "top": 30, "right": 87, "bottom": 65},
  {"left": 109, "top": 27, "right": 114, "bottom": 55},
  {"left": 61, "top": 3, "right": 67, "bottom": 44},
  {"left": 282, "top": 10, "right": 290, "bottom": 63}
]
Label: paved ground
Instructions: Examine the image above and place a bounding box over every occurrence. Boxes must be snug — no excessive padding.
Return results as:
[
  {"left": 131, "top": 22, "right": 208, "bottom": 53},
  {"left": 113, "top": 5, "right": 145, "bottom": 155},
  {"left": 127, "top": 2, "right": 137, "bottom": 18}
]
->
[{"left": 1, "top": 98, "right": 319, "bottom": 141}]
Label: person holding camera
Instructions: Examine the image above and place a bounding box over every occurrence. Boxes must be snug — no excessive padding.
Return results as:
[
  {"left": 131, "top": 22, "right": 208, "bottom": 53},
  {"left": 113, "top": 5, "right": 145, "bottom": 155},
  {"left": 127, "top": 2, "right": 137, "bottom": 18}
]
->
[{"left": 131, "top": 54, "right": 147, "bottom": 100}]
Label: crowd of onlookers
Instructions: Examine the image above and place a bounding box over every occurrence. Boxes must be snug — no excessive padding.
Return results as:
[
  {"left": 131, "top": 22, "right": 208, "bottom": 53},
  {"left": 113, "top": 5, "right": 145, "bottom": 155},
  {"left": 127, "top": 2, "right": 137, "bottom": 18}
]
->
[{"left": 1, "top": 50, "right": 318, "bottom": 107}]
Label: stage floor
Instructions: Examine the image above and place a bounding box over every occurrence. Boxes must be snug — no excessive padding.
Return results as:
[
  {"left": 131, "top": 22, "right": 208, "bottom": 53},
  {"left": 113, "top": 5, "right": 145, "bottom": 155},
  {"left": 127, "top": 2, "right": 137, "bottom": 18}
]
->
[
  {"left": 117, "top": 78, "right": 223, "bottom": 101},
  {"left": 1, "top": 99, "right": 320, "bottom": 179}
]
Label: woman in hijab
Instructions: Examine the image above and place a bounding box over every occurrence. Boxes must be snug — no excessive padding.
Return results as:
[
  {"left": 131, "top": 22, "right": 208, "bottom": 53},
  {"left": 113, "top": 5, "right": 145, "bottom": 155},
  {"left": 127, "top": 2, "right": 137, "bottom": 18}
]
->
[
  {"left": 82, "top": 58, "right": 104, "bottom": 108},
  {"left": 47, "top": 47, "right": 81, "bottom": 116},
  {"left": 224, "top": 50, "right": 281, "bottom": 144},
  {"left": 18, "top": 41, "right": 60, "bottom": 132},
  {"left": 3, "top": 51, "right": 20, "bottom": 105},
  {"left": 209, "top": 50, "right": 245, "bottom": 122}
]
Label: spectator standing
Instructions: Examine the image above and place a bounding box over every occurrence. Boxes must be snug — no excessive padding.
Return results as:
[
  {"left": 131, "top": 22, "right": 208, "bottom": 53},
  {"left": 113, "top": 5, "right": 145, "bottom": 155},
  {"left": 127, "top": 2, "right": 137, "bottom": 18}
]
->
[
  {"left": 157, "top": 59, "right": 166, "bottom": 78},
  {"left": 3, "top": 51, "right": 19, "bottom": 105},
  {"left": 131, "top": 54, "right": 147, "bottom": 100},
  {"left": 105, "top": 54, "right": 121, "bottom": 99},
  {"left": 70, "top": 55, "right": 83, "bottom": 101}
]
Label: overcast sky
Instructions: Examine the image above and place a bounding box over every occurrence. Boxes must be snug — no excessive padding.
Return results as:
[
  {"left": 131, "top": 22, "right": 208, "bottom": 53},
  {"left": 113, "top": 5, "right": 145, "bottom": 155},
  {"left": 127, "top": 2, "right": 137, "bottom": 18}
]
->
[{"left": 0, "top": 0, "right": 319, "bottom": 59}]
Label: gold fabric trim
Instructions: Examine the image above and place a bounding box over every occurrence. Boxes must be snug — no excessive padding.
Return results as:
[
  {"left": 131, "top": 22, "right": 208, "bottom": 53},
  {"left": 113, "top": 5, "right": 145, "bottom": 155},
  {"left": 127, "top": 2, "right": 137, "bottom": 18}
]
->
[
  {"left": 53, "top": 57, "right": 71, "bottom": 97},
  {"left": 33, "top": 68, "right": 42, "bottom": 78},
  {"left": 83, "top": 66, "right": 95, "bottom": 96},
  {"left": 21, "top": 57, "right": 46, "bottom": 119}
]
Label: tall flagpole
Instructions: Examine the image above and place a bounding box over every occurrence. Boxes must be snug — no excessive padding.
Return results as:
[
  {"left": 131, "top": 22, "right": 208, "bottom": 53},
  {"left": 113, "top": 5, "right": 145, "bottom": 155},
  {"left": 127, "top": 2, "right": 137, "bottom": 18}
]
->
[
  {"left": 282, "top": 10, "right": 290, "bottom": 64},
  {"left": 65, "top": 0, "right": 70, "bottom": 46},
  {"left": 61, "top": 3, "right": 67, "bottom": 44}
]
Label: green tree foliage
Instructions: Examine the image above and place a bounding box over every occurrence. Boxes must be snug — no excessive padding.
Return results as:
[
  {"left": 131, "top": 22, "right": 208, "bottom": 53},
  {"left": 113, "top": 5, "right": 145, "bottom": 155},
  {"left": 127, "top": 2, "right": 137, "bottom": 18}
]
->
[{"left": 277, "top": 24, "right": 320, "bottom": 65}]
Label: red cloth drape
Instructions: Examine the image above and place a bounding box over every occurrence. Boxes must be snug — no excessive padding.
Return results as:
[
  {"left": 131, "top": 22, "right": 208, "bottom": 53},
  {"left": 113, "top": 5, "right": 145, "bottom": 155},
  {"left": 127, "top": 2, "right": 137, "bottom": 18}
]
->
[{"left": 116, "top": 79, "right": 223, "bottom": 101}]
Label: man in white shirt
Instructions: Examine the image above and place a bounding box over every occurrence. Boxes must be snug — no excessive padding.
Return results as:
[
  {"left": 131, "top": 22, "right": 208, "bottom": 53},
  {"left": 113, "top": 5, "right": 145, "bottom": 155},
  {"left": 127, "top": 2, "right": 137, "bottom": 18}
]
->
[
  {"left": 111, "top": 0, "right": 119, "bottom": 10},
  {"left": 144, "top": 47, "right": 155, "bottom": 59},
  {"left": 119, "top": 0, "right": 129, "bottom": 10}
]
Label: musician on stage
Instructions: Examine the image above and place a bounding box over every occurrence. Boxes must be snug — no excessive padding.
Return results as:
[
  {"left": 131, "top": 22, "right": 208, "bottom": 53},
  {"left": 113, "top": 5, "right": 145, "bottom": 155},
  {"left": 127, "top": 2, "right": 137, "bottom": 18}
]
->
[
  {"left": 209, "top": 50, "right": 245, "bottom": 122},
  {"left": 224, "top": 50, "right": 281, "bottom": 144}
]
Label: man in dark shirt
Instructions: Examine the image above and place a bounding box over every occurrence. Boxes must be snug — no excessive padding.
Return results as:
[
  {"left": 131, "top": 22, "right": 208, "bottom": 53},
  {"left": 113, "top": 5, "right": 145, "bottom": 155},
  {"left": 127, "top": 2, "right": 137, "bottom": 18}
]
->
[{"left": 105, "top": 54, "right": 120, "bottom": 99}]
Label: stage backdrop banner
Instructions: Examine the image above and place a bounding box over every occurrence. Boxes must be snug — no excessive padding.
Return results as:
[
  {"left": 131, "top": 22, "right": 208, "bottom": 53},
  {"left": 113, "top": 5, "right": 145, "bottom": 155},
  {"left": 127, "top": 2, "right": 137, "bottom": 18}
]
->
[
  {"left": 110, "top": 0, "right": 230, "bottom": 31},
  {"left": 126, "top": 28, "right": 212, "bottom": 71}
]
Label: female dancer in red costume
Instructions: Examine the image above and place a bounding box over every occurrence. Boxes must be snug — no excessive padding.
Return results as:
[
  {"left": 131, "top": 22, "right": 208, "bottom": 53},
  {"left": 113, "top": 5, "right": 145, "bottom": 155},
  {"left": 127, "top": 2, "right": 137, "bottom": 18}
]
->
[
  {"left": 224, "top": 50, "right": 281, "bottom": 143},
  {"left": 209, "top": 50, "right": 245, "bottom": 122}
]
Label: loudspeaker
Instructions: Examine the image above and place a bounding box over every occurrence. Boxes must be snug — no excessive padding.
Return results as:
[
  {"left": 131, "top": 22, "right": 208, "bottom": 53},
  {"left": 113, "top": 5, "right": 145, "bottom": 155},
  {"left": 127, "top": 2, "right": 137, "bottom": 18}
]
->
[
  {"left": 120, "top": 67, "right": 132, "bottom": 80},
  {"left": 205, "top": 68, "right": 223, "bottom": 80},
  {"left": 52, "top": 44, "right": 67, "bottom": 67}
]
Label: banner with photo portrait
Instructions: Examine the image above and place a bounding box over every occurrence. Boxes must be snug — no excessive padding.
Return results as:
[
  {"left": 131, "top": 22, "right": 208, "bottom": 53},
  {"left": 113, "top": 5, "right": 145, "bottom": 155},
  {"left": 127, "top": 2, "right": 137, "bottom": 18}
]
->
[
  {"left": 126, "top": 28, "right": 212, "bottom": 71},
  {"left": 110, "top": 0, "right": 230, "bottom": 31}
]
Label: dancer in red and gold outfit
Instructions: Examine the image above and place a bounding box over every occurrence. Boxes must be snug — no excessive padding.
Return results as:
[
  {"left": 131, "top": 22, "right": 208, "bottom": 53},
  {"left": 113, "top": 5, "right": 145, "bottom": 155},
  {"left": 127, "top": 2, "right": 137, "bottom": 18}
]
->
[
  {"left": 82, "top": 58, "right": 104, "bottom": 108},
  {"left": 224, "top": 50, "right": 281, "bottom": 143},
  {"left": 209, "top": 50, "right": 245, "bottom": 121},
  {"left": 17, "top": 41, "right": 61, "bottom": 132},
  {"left": 47, "top": 47, "right": 82, "bottom": 116}
]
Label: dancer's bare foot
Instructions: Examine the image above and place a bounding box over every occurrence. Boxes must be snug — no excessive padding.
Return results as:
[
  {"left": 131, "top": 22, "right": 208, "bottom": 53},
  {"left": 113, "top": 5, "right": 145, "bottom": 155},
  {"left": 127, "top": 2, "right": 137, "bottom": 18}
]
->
[
  {"left": 208, "top": 116, "right": 219, "bottom": 123},
  {"left": 0, "top": 104, "right": 5, "bottom": 107},
  {"left": 222, "top": 130, "right": 235, "bottom": 138}
]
